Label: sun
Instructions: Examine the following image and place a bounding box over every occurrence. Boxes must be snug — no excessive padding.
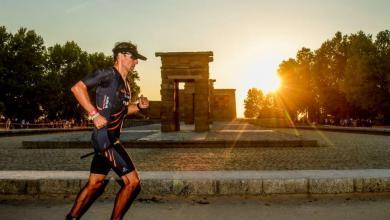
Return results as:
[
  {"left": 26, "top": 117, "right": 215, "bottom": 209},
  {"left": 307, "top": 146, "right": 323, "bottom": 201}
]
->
[
  {"left": 258, "top": 73, "right": 281, "bottom": 94},
  {"left": 242, "top": 56, "right": 283, "bottom": 95}
]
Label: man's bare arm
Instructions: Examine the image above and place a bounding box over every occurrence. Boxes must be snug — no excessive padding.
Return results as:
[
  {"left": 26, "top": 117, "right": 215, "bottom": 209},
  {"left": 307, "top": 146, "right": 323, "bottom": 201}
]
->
[
  {"left": 71, "top": 81, "right": 107, "bottom": 128},
  {"left": 71, "top": 81, "right": 95, "bottom": 113}
]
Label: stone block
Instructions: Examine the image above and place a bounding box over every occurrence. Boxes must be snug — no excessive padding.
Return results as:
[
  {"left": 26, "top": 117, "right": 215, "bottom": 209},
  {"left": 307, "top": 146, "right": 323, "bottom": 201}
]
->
[
  {"left": 0, "top": 180, "right": 27, "bottom": 194},
  {"left": 195, "top": 123, "right": 209, "bottom": 132},
  {"left": 39, "top": 179, "right": 81, "bottom": 195},
  {"left": 103, "top": 179, "right": 121, "bottom": 195},
  {"left": 218, "top": 179, "right": 250, "bottom": 195},
  {"left": 161, "top": 124, "right": 177, "bottom": 132},
  {"left": 79, "top": 179, "right": 88, "bottom": 188},
  {"left": 26, "top": 180, "right": 39, "bottom": 195},
  {"left": 141, "top": 179, "right": 172, "bottom": 196},
  {"left": 263, "top": 178, "right": 308, "bottom": 194},
  {"left": 247, "top": 179, "right": 263, "bottom": 194},
  {"left": 355, "top": 177, "right": 390, "bottom": 192},
  {"left": 309, "top": 178, "right": 354, "bottom": 194},
  {"left": 173, "top": 179, "right": 216, "bottom": 196}
]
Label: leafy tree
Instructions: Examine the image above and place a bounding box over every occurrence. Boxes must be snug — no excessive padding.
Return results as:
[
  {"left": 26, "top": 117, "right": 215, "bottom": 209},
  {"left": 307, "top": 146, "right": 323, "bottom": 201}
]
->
[
  {"left": 258, "top": 93, "right": 275, "bottom": 118},
  {"left": 277, "top": 58, "right": 300, "bottom": 120},
  {"left": 2, "top": 28, "right": 46, "bottom": 121},
  {"left": 295, "top": 48, "right": 319, "bottom": 121},
  {"left": 42, "top": 41, "right": 92, "bottom": 120},
  {"left": 0, "top": 101, "right": 5, "bottom": 117},
  {"left": 89, "top": 52, "right": 113, "bottom": 72},
  {"left": 244, "top": 88, "right": 264, "bottom": 118},
  {"left": 0, "top": 26, "right": 12, "bottom": 116},
  {"left": 312, "top": 32, "right": 349, "bottom": 121},
  {"left": 342, "top": 32, "right": 375, "bottom": 109},
  {"left": 278, "top": 48, "right": 317, "bottom": 121},
  {"left": 127, "top": 70, "right": 140, "bottom": 102},
  {"left": 374, "top": 30, "right": 390, "bottom": 122},
  {"left": 276, "top": 30, "right": 390, "bottom": 124},
  {"left": 342, "top": 31, "right": 390, "bottom": 122}
]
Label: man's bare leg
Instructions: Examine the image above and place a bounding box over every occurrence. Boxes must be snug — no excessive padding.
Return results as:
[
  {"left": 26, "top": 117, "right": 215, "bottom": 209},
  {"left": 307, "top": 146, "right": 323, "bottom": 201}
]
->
[
  {"left": 67, "top": 173, "right": 106, "bottom": 219},
  {"left": 111, "top": 170, "right": 141, "bottom": 220}
]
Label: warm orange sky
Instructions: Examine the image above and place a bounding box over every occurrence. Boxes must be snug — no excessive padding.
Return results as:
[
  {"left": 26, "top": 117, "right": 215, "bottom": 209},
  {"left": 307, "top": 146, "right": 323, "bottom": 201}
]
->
[{"left": 1, "top": 0, "right": 389, "bottom": 117}]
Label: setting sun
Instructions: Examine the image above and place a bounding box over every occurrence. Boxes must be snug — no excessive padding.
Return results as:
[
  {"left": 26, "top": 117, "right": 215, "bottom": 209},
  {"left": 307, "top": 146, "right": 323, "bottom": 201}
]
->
[
  {"left": 243, "top": 57, "right": 283, "bottom": 94},
  {"left": 258, "top": 73, "right": 281, "bottom": 94}
]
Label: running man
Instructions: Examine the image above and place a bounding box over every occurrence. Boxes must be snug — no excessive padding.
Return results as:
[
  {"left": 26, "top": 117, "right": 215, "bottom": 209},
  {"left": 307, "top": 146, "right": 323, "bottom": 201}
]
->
[{"left": 66, "top": 42, "right": 149, "bottom": 220}]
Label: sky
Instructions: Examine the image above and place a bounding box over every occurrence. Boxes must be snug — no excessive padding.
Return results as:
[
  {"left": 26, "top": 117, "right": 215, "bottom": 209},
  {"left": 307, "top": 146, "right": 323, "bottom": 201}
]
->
[{"left": 1, "top": 0, "right": 389, "bottom": 117}]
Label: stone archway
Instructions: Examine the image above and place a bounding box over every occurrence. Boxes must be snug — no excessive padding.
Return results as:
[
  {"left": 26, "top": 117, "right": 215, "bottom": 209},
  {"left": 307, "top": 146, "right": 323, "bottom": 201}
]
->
[{"left": 155, "top": 52, "right": 213, "bottom": 132}]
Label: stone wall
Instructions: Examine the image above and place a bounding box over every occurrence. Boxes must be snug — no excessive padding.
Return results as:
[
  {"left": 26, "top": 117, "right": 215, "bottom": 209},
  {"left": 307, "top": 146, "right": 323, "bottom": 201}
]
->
[
  {"left": 147, "top": 101, "right": 162, "bottom": 119},
  {"left": 147, "top": 88, "right": 236, "bottom": 122},
  {"left": 212, "top": 89, "right": 236, "bottom": 121}
]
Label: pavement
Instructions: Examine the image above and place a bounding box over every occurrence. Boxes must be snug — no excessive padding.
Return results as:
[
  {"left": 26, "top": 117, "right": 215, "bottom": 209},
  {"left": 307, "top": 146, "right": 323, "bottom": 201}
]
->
[
  {"left": 21, "top": 122, "right": 318, "bottom": 149},
  {"left": 1, "top": 125, "right": 389, "bottom": 171},
  {"left": 1, "top": 196, "right": 390, "bottom": 220},
  {"left": 1, "top": 121, "right": 390, "bottom": 206}
]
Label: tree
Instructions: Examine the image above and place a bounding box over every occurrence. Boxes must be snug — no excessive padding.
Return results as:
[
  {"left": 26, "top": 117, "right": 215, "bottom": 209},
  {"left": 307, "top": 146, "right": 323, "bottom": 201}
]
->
[
  {"left": 1, "top": 28, "right": 46, "bottom": 121},
  {"left": 312, "top": 32, "right": 350, "bottom": 121},
  {"left": 342, "top": 31, "right": 390, "bottom": 122},
  {"left": 244, "top": 88, "right": 264, "bottom": 118},
  {"left": 0, "top": 26, "right": 12, "bottom": 117},
  {"left": 41, "top": 41, "right": 92, "bottom": 120},
  {"left": 277, "top": 58, "right": 300, "bottom": 120},
  {"left": 374, "top": 30, "right": 390, "bottom": 123},
  {"left": 0, "top": 101, "right": 5, "bottom": 117},
  {"left": 89, "top": 52, "right": 113, "bottom": 72},
  {"left": 277, "top": 30, "right": 390, "bottom": 124},
  {"left": 127, "top": 70, "right": 140, "bottom": 102},
  {"left": 278, "top": 48, "right": 317, "bottom": 121},
  {"left": 258, "top": 93, "right": 275, "bottom": 118}
]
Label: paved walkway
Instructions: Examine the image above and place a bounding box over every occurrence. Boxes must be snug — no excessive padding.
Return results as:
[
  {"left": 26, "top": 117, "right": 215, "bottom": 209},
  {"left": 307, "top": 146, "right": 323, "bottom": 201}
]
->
[
  {"left": 20, "top": 122, "right": 314, "bottom": 145},
  {"left": 0, "top": 122, "right": 389, "bottom": 170},
  {"left": 1, "top": 196, "right": 390, "bottom": 220}
]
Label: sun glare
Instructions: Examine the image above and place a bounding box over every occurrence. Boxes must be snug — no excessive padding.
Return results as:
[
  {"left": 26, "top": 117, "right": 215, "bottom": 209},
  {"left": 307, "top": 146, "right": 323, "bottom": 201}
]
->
[
  {"left": 242, "top": 55, "right": 284, "bottom": 95},
  {"left": 232, "top": 50, "right": 286, "bottom": 117},
  {"left": 258, "top": 73, "right": 281, "bottom": 94}
]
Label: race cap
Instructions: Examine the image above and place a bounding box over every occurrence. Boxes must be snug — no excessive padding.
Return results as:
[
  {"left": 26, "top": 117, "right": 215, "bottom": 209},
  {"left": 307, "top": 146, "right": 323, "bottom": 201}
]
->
[{"left": 112, "top": 42, "right": 147, "bottom": 60}]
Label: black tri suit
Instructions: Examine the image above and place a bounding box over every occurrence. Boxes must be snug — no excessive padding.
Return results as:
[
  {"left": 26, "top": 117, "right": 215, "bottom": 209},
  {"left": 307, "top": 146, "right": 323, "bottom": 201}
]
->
[{"left": 82, "top": 67, "right": 135, "bottom": 176}]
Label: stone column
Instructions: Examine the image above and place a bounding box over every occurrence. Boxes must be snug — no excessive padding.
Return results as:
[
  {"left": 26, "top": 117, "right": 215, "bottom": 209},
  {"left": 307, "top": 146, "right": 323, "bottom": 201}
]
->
[
  {"left": 174, "top": 81, "right": 180, "bottom": 131},
  {"left": 183, "top": 82, "right": 195, "bottom": 124},
  {"left": 209, "top": 79, "right": 216, "bottom": 124},
  {"left": 194, "top": 79, "right": 210, "bottom": 132},
  {"left": 160, "top": 78, "right": 177, "bottom": 132}
]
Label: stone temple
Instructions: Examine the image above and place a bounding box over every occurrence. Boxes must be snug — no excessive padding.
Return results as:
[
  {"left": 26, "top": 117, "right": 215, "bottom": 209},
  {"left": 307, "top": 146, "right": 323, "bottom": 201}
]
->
[{"left": 147, "top": 51, "right": 236, "bottom": 132}]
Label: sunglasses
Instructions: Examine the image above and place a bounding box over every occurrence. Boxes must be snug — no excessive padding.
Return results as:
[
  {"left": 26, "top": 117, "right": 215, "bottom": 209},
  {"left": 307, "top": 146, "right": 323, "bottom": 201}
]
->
[{"left": 122, "top": 52, "right": 138, "bottom": 60}]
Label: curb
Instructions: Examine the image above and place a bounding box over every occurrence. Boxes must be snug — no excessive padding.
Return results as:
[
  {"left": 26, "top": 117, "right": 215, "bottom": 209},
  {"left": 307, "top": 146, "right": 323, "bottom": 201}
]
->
[
  {"left": 0, "top": 128, "right": 92, "bottom": 137},
  {"left": 1, "top": 170, "right": 390, "bottom": 199},
  {"left": 294, "top": 126, "right": 390, "bottom": 135},
  {"left": 22, "top": 140, "right": 318, "bottom": 149}
]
